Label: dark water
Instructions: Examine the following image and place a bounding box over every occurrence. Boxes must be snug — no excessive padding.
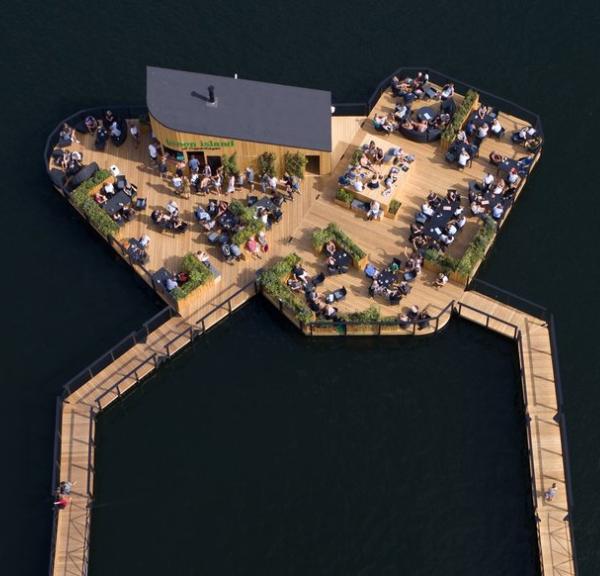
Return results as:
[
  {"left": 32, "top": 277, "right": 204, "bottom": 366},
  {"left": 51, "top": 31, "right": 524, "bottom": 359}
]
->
[
  {"left": 90, "top": 300, "right": 537, "bottom": 576},
  {"left": 2, "top": 0, "right": 600, "bottom": 574}
]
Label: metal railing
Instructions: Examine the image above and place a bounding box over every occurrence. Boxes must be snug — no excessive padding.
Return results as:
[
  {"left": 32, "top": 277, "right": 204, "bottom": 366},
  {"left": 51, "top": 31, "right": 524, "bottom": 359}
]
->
[
  {"left": 43, "top": 105, "right": 147, "bottom": 169},
  {"left": 469, "top": 279, "right": 548, "bottom": 322},
  {"left": 61, "top": 306, "right": 176, "bottom": 398},
  {"left": 49, "top": 279, "right": 258, "bottom": 576},
  {"left": 306, "top": 298, "right": 455, "bottom": 336},
  {"left": 333, "top": 66, "right": 543, "bottom": 137},
  {"left": 455, "top": 284, "right": 578, "bottom": 575}
]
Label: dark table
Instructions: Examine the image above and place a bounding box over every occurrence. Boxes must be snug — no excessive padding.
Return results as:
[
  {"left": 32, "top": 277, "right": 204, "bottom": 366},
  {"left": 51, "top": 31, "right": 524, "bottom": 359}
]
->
[
  {"left": 422, "top": 200, "right": 460, "bottom": 239},
  {"left": 332, "top": 250, "right": 352, "bottom": 270},
  {"left": 417, "top": 107, "right": 436, "bottom": 122},
  {"left": 253, "top": 196, "right": 277, "bottom": 212},
  {"left": 218, "top": 210, "right": 238, "bottom": 230},
  {"left": 105, "top": 190, "right": 132, "bottom": 216},
  {"left": 126, "top": 238, "right": 149, "bottom": 264},
  {"left": 378, "top": 270, "right": 397, "bottom": 288},
  {"left": 498, "top": 158, "right": 530, "bottom": 178}
]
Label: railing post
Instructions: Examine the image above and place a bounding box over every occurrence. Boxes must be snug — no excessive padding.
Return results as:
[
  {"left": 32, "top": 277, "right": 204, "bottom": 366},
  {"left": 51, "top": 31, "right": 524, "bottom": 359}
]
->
[{"left": 228, "top": 299, "right": 232, "bottom": 313}]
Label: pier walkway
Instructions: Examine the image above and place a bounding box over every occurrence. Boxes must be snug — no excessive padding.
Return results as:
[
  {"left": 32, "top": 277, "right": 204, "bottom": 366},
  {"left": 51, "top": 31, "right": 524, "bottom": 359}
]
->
[{"left": 458, "top": 290, "right": 576, "bottom": 576}]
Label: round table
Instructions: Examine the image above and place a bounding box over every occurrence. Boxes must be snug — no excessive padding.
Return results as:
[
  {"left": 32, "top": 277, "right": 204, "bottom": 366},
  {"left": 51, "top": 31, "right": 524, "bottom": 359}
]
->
[
  {"left": 378, "top": 270, "right": 397, "bottom": 288},
  {"left": 417, "top": 107, "right": 436, "bottom": 122},
  {"left": 333, "top": 250, "right": 352, "bottom": 270}
]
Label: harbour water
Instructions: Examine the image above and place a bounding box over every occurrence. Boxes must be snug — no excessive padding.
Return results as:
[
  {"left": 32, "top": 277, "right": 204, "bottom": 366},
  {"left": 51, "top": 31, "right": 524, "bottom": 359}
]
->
[{"left": 2, "top": 0, "right": 599, "bottom": 574}]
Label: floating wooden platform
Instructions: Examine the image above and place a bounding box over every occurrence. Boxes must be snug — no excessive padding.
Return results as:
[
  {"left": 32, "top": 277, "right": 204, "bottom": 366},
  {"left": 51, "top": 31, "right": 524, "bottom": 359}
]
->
[{"left": 49, "top": 85, "right": 575, "bottom": 576}]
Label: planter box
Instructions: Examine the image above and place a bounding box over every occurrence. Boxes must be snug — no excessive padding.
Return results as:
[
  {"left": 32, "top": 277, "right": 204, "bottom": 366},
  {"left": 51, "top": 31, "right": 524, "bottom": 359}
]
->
[{"left": 334, "top": 198, "right": 352, "bottom": 209}]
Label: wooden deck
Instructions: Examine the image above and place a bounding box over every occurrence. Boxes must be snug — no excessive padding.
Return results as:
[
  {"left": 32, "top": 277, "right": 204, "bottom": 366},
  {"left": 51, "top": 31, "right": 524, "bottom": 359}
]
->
[
  {"left": 48, "top": 86, "right": 569, "bottom": 576},
  {"left": 458, "top": 291, "right": 575, "bottom": 576}
]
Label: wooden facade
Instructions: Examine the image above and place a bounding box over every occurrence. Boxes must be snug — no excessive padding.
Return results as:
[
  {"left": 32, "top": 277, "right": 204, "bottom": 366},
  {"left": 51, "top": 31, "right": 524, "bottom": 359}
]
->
[{"left": 149, "top": 114, "right": 332, "bottom": 175}]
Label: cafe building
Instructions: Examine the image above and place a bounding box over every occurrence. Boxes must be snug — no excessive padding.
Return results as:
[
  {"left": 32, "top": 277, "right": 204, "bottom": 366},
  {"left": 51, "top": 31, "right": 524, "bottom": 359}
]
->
[{"left": 147, "top": 66, "right": 333, "bottom": 176}]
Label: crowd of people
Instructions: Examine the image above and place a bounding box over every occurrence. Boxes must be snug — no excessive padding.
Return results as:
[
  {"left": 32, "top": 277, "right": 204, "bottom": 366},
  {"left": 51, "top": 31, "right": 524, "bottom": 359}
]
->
[{"left": 287, "top": 262, "right": 344, "bottom": 320}]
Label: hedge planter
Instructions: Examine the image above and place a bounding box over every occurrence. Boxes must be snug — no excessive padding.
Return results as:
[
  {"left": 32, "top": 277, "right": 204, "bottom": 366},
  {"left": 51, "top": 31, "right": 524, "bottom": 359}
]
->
[{"left": 312, "top": 223, "right": 367, "bottom": 270}]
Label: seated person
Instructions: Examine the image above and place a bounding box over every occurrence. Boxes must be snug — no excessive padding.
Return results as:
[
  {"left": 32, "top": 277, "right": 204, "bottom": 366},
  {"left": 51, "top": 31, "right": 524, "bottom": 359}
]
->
[
  {"left": 440, "top": 83, "right": 455, "bottom": 100},
  {"left": 506, "top": 167, "right": 520, "bottom": 186},
  {"left": 394, "top": 104, "right": 410, "bottom": 122},
  {"left": 367, "top": 174, "right": 380, "bottom": 189},
  {"left": 456, "top": 215, "right": 467, "bottom": 229},
  {"left": 446, "top": 221, "right": 458, "bottom": 236},
  {"left": 230, "top": 243, "right": 242, "bottom": 261},
  {"left": 434, "top": 272, "right": 449, "bottom": 288},
  {"left": 421, "top": 202, "right": 434, "bottom": 217},
  {"left": 417, "top": 311, "right": 432, "bottom": 330},
  {"left": 352, "top": 178, "right": 364, "bottom": 192},
  {"left": 490, "top": 118, "right": 504, "bottom": 136},
  {"left": 58, "top": 123, "right": 78, "bottom": 146},
  {"left": 492, "top": 203, "right": 504, "bottom": 220},
  {"left": 194, "top": 205, "right": 211, "bottom": 222},
  {"left": 456, "top": 129, "right": 468, "bottom": 143},
  {"left": 246, "top": 236, "right": 262, "bottom": 259},
  {"left": 325, "top": 240, "right": 337, "bottom": 256},
  {"left": 165, "top": 276, "right": 178, "bottom": 292},
  {"left": 257, "top": 230, "right": 269, "bottom": 252},
  {"left": 367, "top": 200, "right": 382, "bottom": 220},
  {"left": 398, "top": 313, "right": 411, "bottom": 328},
  {"left": 471, "top": 201, "right": 486, "bottom": 216},
  {"left": 446, "top": 189, "right": 458, "bottom": 202},
  {"left": 412, "top": 235, "right": 427, "bottom": 250},
  {"left": 410, "top": 222, "right": 424, "bottom": 236},
  {"left": 512, "top": 125, "right": 537, "bottom": 142},
  {"left": 323, "top": 304, "right": 338, "bottom": 320},
  {"left": 84, "top": 116, "right": 98, "bottom": 133},
  {"left": 166, "top": 199, "right": 179, "bottom": 216},
  {"left": 121, "top": 206, "right": 135, "bottom": 221},
  {"left": 170, "top": 216, "right": 187, "bottom": 231},
  {"left": 373, "top": 147, "right": 385, "bottom": 164},
  {"left": 139, "top": 234, "right": 151, "bottom": 248},
  {"left": 398, "top": 281, "right": 412, "bottom": 296},
  {"left": 439, "top": 233, "right": 454, "bottom": 246},
  {"left": 287, "top": 278, "right": 303, "bottom": 292},
  {"left": 413, "top": 119, "right": 428, "bottom": 133},
  {"left": 457, "top": 149, "right": 471, "bottom": 169},
  {"left": 94, "top": 192, "right": 107, "bottom": 205},
  {"left": 407, "top": 305, "right": 420, "bottom": 321},
  {"left": 221, "top": 243, "right": 234, "bottom": 263},
  {"left": 292, "top": 265, "right": 310, "bottom": 284},
  {"left": 477, "top": 123, "right": 489, "bottom": 139},
  {"left": 482, "top": 172, "right": 495, "bottom": 190}
]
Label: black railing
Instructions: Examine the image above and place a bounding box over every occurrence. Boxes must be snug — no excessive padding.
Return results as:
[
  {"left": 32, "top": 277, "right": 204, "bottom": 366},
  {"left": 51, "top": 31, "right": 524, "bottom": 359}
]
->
[
  {"left": 61, "top": 306, "right": 175, "bottom": 398},
  {"left": 469, "top": 279, "right": 549, "bottom": 322},
  {"left": 333, "top": 66, "right": 543, "bottom": 137},
  {"left": 548, "top": 314, "right": 579, "bottom": 574},
  {"left": 43, "top": 105, "right": 147, "bottom": 170}
]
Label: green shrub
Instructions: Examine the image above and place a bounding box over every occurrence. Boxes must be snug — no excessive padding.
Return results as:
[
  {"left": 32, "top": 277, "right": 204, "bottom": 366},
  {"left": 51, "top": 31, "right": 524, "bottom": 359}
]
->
[
  {"left": 283, "top": 151, "right": 307, "bottom": 179},
  {"left": 258, "top": 253, "right": 313, "bottom": 324},
  {"left": 388, "top": 199, "right": 401, "bottom": 214},
  {"left": 312, "top": 223, "right": 366, "bottom": 262},
  {"left": 350, "top": 148, "right": 363, "bottom": 165},
  {"left": 336, "top": 187, "right": 354, "bottom": 204},
  {"left": 258, "top": 152, "right": 277, "bottom": 177},
  {"left": 228, "top": 199, "right": 255, "bottom": 224},
  {"left": 221, "top": 152, "right": 239, "bottom": 179},
  {"left": 441, "top": 89, "right": 479, "bottom": 143},
  {"left": 231, "top": 219, "right": 264, "bottom": 246},
  {"left": 171, "top": 252, "right": 214, "bottom": 300},
  {"left": 70, "top": 169, "right": 119, "bottom": 237},
  {"left": 424, "top": 215, "right": 496, "bottom": 279},
  {"left": 341, "top": 305, "right": 381, "bottom": 324}
]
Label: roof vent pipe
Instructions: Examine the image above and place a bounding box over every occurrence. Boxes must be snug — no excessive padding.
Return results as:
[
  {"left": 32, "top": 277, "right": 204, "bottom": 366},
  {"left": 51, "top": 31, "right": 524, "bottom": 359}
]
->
[{"left": 208, "top": 85, "right": 215, "bottom": 103}]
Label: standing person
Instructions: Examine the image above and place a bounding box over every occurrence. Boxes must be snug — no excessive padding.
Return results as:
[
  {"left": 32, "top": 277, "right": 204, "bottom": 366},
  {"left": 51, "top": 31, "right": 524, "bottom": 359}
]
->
[
  {"left": 226, "top": 175, "right": 236, "bottom": 195},
  {"left": 203, "top": 163, "right": 212, "bottom": 178},
  {"left": 268, "top": 174, "right": 279, "bottom": 194},
  {"left": 158, "top": 154, "right": 169, "bottom": 177},
  {"left": 544, "top": 483, "right": 558, "bottom": 502},
  {"left": 129, "top": 121, "right": 140, "bottom": 148},
  {"left": 148, "top": 141, "right": 159, "bottom": 166},
  {"left": 245, "top": 166, "right": 255, "bottom": 191},
  {"left": 189, "top": 154, "right": 200, "bottom": 174},
  {"left": 54, "top": 495, "right": 70, "bottom": 509}
]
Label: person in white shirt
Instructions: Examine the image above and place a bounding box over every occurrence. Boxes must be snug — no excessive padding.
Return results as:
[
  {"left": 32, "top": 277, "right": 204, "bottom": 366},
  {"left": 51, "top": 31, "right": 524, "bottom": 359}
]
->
[
  {"left": 172, "top": 175, "right": 183, "bottom": 192},
  {"left": 440, "top": 83, "right": 454, "bottom": 99},
  {"left": 434, "top": 272, "right": 449, "bottom": 288},
  {"left": 268, "top": 175, "right": 278, "bottom": 192},
  {"left": 477, "top": 123, "right": 489, "bottom": 139},
  {"left": 492, "top": 203, "right": 504, "bottom": 219},
  {"left": 226, "top": 175, "right": 236, "bottom": 194},
  {"left": 166, "top": 200, "right": 179, "bottom": 216},
  {"left": 129, "top": 122, "right": 139, "bottom": 148},
  {"left": 458, "top": 149, "right": 470, "bottom": 169},
  {"left": 456, "top": 215, "right": 467, "bottom": 228},
  {"left": 103, "top": 182, "right": 114, "bottom": 196},
  {"left": 483, "top": 172, "right": 495, "bottom": 188},
  {"left": 447, "top": 222, "right": 458, "bottom": 236},
  {"left": 110, "top": 121, "right": 121, "bottom": 138},
  {"left": 367, "top": 201, "right": 382, "bottom": 221},
  {"left": 490, "top": 118, "right": 503, "bottom": 136},
  {"left": 422, "top": 203, "right": 434, "bottom": 217},
  {"left": 148, "top": 143, "right": 158, "bottom": 164},
  {"left": 353, "top": 179, "right": 364, "bottom": 192},
  {"left": 139, "top": 234, "right": 151, "bottom": 248},
  {"left": 507, "top": 168, "right": 519, "bottom": 186}
]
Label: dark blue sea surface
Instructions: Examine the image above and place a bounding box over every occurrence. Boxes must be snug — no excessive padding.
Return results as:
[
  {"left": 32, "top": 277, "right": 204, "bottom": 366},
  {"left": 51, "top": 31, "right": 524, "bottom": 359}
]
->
[{"left": 1, "top": 0, "right": 599, "bottom": 574}]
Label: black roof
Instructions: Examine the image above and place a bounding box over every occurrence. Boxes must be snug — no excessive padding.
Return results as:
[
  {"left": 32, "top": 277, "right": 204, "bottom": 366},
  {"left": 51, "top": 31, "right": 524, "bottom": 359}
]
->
[{"left": 146, "top": 66, "right": 332, "bottom": 152}]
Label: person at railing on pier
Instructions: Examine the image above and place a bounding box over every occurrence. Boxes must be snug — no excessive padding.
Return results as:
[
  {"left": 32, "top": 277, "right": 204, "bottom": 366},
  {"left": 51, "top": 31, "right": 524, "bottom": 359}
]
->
[
  {"left": 54, "top": 495, "right": 70, "bottom": 509},
  {"left": 417, "top": 310, "right": 432, "bottom": 330},
  {"left": 323, "top": 303, "right": 338, "bottom": 320},
  {"left": 512, "top": 125, "right": 537, "bottom": 143},
  {"left": 104, "top": 109, "right": 117, "bottom": 127},
  {"left": 398, "top": 313, "right": 411, "bottom": 328}
]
